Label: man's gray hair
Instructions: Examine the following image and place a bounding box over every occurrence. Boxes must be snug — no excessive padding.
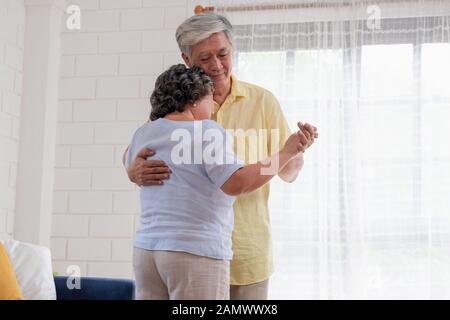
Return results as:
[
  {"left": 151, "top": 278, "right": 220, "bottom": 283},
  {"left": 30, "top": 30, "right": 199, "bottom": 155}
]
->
[{"left": 176, "top": 13, "right": 234, "bottom": 58}]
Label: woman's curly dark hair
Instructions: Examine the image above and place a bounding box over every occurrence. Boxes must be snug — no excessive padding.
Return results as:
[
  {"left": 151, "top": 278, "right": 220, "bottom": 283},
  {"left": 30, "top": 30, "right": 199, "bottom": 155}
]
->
[{"left": 149, "top": 64, "right": 213, "bottom": 121}]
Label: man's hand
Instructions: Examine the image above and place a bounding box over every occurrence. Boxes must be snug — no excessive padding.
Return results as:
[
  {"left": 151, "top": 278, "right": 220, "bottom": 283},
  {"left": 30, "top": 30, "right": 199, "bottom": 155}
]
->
[{"left": 127, "top": 148, "right": 171, "bottom": 186}]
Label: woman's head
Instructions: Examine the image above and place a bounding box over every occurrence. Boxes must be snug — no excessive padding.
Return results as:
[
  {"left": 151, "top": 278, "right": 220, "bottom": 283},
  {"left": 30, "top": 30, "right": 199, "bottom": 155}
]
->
[{"left": 150, "top": 64, "right": 214, "bottom": 121}]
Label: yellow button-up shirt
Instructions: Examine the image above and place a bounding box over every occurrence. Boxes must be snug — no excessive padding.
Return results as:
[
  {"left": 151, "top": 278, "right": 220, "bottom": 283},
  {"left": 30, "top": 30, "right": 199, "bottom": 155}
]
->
[{"left": 212, "top": 76, "right": 291, "bottom": 285}]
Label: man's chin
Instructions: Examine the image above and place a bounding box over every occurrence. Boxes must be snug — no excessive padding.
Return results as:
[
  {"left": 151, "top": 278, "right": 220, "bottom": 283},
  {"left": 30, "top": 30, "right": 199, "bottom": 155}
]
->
[{"left": 212, "top": 75, "right": 230, "bottom": 87}]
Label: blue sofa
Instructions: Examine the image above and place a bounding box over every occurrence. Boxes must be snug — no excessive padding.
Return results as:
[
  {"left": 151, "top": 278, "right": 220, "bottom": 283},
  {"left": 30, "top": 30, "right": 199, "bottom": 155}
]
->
[{"left": 54, "top": 276, "right": 135, "bottom": 300}]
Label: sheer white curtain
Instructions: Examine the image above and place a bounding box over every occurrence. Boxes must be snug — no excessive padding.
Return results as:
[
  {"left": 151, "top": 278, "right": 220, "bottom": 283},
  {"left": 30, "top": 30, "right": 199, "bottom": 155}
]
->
[{"left": 213, "top": 0, "right": 450, "bottom": 299}]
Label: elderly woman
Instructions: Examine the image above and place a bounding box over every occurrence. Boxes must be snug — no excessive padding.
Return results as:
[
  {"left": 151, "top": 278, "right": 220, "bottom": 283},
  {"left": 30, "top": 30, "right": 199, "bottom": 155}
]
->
[
  {"left": 126, "top": 13, "right": 318, "bottom": 299},
  {"left": 126, "top": 64, "right": 308, "bottom": 300}
]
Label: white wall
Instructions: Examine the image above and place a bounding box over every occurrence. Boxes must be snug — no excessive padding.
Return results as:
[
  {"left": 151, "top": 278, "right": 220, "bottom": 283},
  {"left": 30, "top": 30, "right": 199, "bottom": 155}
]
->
[
  {"left": 51, "top": 0, "right": 203, "bottom": 278},
  {"left": 0, "top": 0, "right": 25, "bottom": 240}
]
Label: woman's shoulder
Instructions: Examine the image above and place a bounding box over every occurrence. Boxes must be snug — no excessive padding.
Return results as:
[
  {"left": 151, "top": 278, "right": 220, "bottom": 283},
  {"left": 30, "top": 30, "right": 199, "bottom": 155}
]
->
[
  {"left": 202, "top": 120, "right": 232, "bottom": 139},
  {"left": 132, "top": 119, "right": 167, "bottom": 141},
  {"left": 201, "top": 119, "right": 225, "bottom": 130}
]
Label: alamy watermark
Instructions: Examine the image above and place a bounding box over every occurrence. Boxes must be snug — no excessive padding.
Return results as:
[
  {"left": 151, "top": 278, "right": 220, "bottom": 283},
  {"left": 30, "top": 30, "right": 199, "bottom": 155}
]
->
[
  {"left": 366, "top": 5, "right": 381, "bottom": 30},
  {"left": 168, "top": 123, "right": 282, "bottom": 175},
  {"left": 66, "top": 5, "right": 81, "bottom": 30},
  {"left": 66, "top": 264, "right": 81, "bottom": 290}
]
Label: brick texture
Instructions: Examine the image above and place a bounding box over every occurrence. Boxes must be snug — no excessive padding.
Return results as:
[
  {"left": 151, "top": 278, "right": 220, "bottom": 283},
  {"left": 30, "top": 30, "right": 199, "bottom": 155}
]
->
[
  {"left": 0, "top": 0, "right": 25, "bottom": 240},
  {"left": 53, "top": 0, "right": 190, "bottom": 279}
]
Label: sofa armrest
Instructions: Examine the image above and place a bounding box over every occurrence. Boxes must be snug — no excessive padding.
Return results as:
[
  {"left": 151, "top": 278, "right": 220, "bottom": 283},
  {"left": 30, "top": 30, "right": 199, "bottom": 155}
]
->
[{"left": 54, "top": 276, "right": 135, "bottom": 300}]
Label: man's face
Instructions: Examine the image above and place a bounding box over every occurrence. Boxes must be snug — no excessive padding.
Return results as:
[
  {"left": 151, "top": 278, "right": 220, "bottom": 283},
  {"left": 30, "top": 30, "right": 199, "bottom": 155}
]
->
[{"left": 183, "top": 32, "right": 233, "bottom": 91}]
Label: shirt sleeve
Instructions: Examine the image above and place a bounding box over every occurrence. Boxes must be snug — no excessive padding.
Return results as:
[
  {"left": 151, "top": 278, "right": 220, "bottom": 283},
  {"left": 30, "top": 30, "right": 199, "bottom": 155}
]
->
[
  {"left": 265, "top": 91, "right": 292, "bottom": 156},
  {"left": 203, "top": 123, "right": 245, "bottom": 189},
  {"left": 124, "top": 126, "right": 142, "bottom": 170},
  {"left": 124, "top": 145, "right": 132, "bottom": 170}
]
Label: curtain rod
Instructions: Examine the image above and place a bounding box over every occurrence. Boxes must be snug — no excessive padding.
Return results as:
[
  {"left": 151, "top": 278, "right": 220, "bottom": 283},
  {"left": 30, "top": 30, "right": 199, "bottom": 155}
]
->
[
  {"left": 195, "top": 3, "right": 351, "bottom": 14},
  {"left": 194, "top": 1, "right": 422, "bottom": 13}
]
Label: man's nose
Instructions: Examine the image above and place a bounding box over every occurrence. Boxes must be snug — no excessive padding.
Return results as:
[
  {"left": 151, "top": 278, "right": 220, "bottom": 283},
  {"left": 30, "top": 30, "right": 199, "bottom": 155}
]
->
[{"left": 210, "top": 56, "right": 223, "bottom": 70}]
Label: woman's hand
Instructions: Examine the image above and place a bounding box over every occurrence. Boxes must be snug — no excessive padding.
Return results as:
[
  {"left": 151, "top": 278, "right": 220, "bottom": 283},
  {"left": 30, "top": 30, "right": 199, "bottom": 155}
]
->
[
  {"left": 277, "top": 122, "right": 318, "bottom": 182},
  {"left": 282, "top": 127, "right": 308, "bottom": 158},
  {"left": 281, "top": 122, "right": 318, "bottom": 158},
  {"left": 127, "top": 148, "right": 172, "bottom": 186},
  {"left": 298, "top": 122, "right": 318, "bottom": 149}
]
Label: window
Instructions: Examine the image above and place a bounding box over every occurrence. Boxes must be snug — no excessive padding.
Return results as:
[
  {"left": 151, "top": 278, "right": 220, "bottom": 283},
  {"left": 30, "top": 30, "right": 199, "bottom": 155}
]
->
[{"left": 233, "top": 17, "right": 450, "bottom": 298}]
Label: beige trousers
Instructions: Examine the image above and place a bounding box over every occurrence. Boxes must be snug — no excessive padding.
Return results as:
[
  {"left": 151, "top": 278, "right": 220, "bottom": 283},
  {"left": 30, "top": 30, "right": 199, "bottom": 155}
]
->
[
  {"left": 133, "top": 247, "right": 230, "bottom": 300},
  {"left": 230, "top": 279, "right": 269, "bottom": 300}
]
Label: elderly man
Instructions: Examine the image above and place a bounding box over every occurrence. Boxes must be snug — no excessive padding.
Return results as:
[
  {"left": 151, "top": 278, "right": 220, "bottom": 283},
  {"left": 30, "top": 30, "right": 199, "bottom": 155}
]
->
[{"left": 125, "top": 13, "right": 317, "bottom": 300}]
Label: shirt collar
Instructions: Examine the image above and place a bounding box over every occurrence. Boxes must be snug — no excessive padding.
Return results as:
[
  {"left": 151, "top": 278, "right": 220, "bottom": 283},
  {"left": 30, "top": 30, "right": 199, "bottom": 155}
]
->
[
  {"left": 230, "top": 75, "right": 246, "bottom": 100},
  {"left": 213, "top": 75, "right": 246, "bottom": 114}
]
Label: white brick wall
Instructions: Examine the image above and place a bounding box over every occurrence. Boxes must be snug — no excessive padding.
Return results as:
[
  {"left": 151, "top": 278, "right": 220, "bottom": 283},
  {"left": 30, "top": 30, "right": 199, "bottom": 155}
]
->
[
  {"left": 87, "top": 262, "right": 132, "bottom": 278},
  {"left": 75, "top": 55, "right": 118, "bottom": 76},
  {"left": 120, "top": 8, "right": 164, "bottom": 30},
  {"left": 94, "top": 122, "right": 138, "bottom": 144},
  {"left": 96, "top": 76, "right": 140, "bottom": 98},
  {"left": 60, "top": 56, "right": 75, "bottom": 77},
  {"left": 71, "top": 146, "right": 115, "bottom": 167},
  {"left": 112, "top": 238, "right": 133, "bottom": 261},
  {"left": 55, "top": 146, "right": 71, "bottom": 167},
  {"left": 50, "top": 238, "right": 67, "bottom": 260},
  {"left": 67, "top": 238, "right": 111, "bottom": 261},
  {"left": 69, "top": 0, "right": 100, "bottom": 11},
  {"left": 62, "top": 34, "right": 98, "bottom": 55},
  {"left": 73, "top": 100, "right": 116, "bottom": 122},
  {"left": 117, "top": 99, "right": 149, "bottom": 121},
  {"left": 52, "top": 0, "right": 192, "bottom": 278},
  {"left": 60, "top": 78, "right": 96, "bottom": 99},
  {"left": 100, "top": 0, "right": 142, "bottom": 10},
  {"left": 54, "top": 168, "right": 92, "bottom": 190},
  {"left": 119, "top": 53, "right": 164, "bottom": 75},
  {"left": 140, "top": 76, "right": 157, "bottom": 97},
  {"left": 89, "top": 215, "right": 134, "bottom": 237},
  {"left": 52, "top": 214, "right": 89, "bottom": 237},
  {"left": 142, "top": 29, "right": 180, "bottom": 52},
  {"left": 56, "top": 123, "right": 95, "bottom": 145},
  {"left": 91, "top": 168, "right": 135, "bottom": 190},
  {"left": 113, "top": 192, "right": 140, "bottom": 214},
  {"left": 57, "top": 101, "right": 73, "bottom": 122},
  {"left": 78, "top": 10, "right": 120, "bottom": 33},
  {"left": 69, "top": 191, "right": 113, "bottom": 213},
  {"left": 53, "top": 191, "right": 68, "bottom": 213},
  {"left": 0, "top": 0, "right": 25, "bottom": 240},
  {"left": 164, "top": 6, "right": 188, "bottom": 29},
  {"left": 99, "top": 31, "right": 141, "bottom": 53}
]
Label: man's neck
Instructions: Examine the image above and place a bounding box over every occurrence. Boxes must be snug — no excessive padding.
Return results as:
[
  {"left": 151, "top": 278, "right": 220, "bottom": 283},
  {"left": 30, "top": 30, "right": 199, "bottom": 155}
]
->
[{"left": 213, "top": 79, "right": 232, "bottom": 106}]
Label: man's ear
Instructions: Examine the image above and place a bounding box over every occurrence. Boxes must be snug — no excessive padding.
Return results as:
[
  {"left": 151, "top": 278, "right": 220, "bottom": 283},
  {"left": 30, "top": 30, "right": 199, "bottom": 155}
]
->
[{"left": 181, "top": 52, "right": 192, "bottom": 67}]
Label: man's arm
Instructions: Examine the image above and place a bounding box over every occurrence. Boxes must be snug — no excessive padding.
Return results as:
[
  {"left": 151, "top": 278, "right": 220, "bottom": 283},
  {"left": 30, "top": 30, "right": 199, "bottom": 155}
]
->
[{"left": 123, "top": 147, "right": 171, "bottom": 186}]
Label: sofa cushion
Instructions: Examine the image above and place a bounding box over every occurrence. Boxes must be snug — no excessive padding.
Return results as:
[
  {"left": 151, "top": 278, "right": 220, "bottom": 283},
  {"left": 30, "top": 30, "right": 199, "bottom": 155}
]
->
[
  {"left": 0, "top": 242, "right": 23, "bottom": 300},
  {"left": 1, "top": 240, "right": 56, "bottom": 300},
  {"left": 54, "top": 276, "right": 136, "bottom": 300}
]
